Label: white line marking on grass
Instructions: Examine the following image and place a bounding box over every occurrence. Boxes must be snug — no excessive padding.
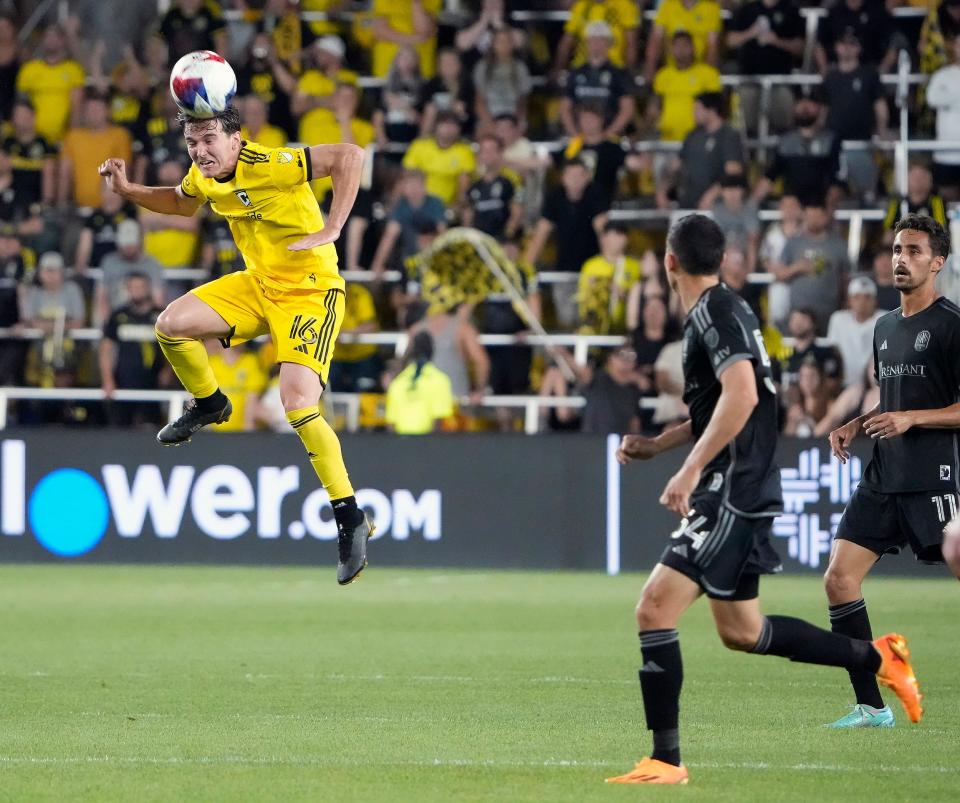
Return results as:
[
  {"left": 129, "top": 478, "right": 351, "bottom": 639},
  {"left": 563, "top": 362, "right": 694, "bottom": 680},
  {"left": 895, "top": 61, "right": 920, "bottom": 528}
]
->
[{"left": 0, "top": 757, "right": 956, "bottom": 773}]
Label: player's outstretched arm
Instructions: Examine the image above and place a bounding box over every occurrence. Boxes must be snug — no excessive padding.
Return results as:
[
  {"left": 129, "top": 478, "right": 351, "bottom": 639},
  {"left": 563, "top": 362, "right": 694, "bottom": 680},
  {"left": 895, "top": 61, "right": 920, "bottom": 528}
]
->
[
  {"left": 289, "top": 144, "right": 364, "bottom": 251},
  {"left": 98, "top": 158, "right": 202, "bottom": 217},
  {"left": 828, "top": 403, "right": 878, "bottom": 463},
  {"left": 660, "top": 360, "right": 757, "bottom": 515},
  {"left": 617, "top": 421, "right": 693, "bottom": 465}
]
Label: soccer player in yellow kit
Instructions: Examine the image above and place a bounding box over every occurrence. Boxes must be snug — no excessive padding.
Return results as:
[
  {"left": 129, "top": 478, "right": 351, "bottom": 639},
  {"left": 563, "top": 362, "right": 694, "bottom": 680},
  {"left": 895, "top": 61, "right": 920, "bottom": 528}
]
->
[{"left": 98, "top": 105, "right": 372, "bottom": 585}]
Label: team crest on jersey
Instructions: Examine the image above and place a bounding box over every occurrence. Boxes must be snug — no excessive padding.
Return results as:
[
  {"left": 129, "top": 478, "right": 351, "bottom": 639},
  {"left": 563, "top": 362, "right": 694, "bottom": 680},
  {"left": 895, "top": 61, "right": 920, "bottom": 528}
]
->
[
  {"left": 915, "top": 330, "right": 931, "bottom": 352},
  {"left": 234, "top": 189, "right": 252, "bottom": 207},
  {"left": 704, "top": 326, "right": 719, "bottom": 348},
  {"left": 277, "top": 151, "right": 293, "bottom": 164}
]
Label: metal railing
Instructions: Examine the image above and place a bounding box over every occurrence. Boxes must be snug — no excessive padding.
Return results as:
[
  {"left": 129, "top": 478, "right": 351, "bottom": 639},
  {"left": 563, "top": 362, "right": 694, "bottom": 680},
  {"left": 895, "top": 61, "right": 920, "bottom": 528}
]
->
[{"left": 0, "top": 386, "right": 664, "bottom": 435}]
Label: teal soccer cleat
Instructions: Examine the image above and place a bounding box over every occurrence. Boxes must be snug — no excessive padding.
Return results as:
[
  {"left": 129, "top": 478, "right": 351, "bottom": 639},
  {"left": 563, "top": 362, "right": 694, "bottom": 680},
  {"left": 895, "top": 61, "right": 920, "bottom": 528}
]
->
[{"left": 826, "top": 704, "right": 895, "bottom": 729}]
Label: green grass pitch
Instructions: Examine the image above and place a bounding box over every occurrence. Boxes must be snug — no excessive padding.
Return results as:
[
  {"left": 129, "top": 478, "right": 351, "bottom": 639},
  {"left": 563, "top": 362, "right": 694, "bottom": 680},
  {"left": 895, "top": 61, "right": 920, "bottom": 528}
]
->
[{"left": 0, "top": 565, "right": 957, "bottom": 802}]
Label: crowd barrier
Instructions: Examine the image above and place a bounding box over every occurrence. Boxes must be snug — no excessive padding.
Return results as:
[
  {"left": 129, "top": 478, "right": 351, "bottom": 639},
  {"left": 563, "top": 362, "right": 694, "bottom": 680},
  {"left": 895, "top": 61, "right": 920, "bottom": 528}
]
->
[{"left": 0, "top": 430, "right": 945, "bottom": 577}]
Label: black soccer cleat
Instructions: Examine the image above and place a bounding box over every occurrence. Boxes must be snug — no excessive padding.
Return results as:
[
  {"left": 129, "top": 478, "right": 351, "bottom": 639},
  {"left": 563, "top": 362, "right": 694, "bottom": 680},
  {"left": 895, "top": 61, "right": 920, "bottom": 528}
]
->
[
  {"left": 337, "top": 512, "right": 375, "bottom": 585},
  {"left": 157, "top": 397, "right": 233, "bottom": 446}
]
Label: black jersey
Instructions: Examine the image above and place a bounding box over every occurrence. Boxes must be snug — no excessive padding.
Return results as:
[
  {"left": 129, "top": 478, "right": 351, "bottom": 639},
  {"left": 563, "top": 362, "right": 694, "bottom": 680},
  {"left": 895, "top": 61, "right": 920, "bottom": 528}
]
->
[
  {"left": 466, "top": 173, "right": 518, "bottom": 239},
  {"left": 861, "top": 297, "right": 960, "bottom": 494},
  {"left": 682, "top": 283, "right": 783, "bottom": 515}
]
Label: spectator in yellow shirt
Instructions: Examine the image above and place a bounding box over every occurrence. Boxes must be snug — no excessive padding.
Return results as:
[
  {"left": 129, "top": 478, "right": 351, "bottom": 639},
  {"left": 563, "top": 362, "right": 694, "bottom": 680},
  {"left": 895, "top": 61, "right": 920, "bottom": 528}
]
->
[
  {"left": 577, "top": 221, "right": 642, "bottom": 334},
  {"left": 644, "top": 0, "right": 722, "bottom": 81},
  {"left": 15, "top": 24, "right": 86, "bottom": 143},
  {"left": 329, "top": 283, "right": 382, "bottom": 392},
  {"left": 370, "top": 0, "right": 441, "bottom": 79},
  {"left": 208, "top": 341, "right": 270, "bottom": 432},
  {"left": 652, "top": 31, "right": 722, "bottom": 142},
  {"left": 555, "top": 0, "right": 640, "bottom": 71},
  {"left": 385, "top": 331, "right": 455, "bottom": 434},
  {"left": 141, "top": 159, "right": 200, "bottom": 270},
  {"left": 303, "top": 83, "right": 374, "bottom": 202},
  {"left": 291, "top": 36, "right": 359, "bottom": 124},
  {"left": 59, "top": 90, "right": 133, "bottom": 209},
  {"left": 402, "top": 110, "right": 477, "bottom": 206},
  {"left": 240, "top": 95, "right": 286, "bottom": 148}
]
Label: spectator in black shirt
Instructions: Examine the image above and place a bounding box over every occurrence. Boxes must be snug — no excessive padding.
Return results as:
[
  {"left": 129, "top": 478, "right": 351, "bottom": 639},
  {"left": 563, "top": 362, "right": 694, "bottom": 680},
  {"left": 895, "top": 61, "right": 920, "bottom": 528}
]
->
[
  {"left": 99, "top": 272, "right": 165, "bottom": 426},
  {"left": 420, "top": 48, "right": 476, "bottom": 138},
  {"left": 158, "top": 0, "right": 227, "bottom": 63},
  {"left": 753, "top": 90, "right": 844, "bottom": 208},
  {"left": 524, "top": 157, "right": 609, "bottom": 328},
  {"left": 560, "top": 20, "right": 636, "bottom": 138},
  {"left": 74, "top": 183, "right": 138, "bottom": 274},
  {"left": 629, "top": 295, "right": 672, "bottom": 432},
  {"left": 463, "top": 134, "right": 522, "bottom": 239},
  {"left": 661, "top": 92, "right": 745, "bottom": 210},
  {"left": 816, "top": 0, "right": 896, "bottom": 73},
  {"left": 822, "top": 30, "right": 888, "bottom": 202},
  {"left": 781, "top": 307, "right": 843, "bottom": 397},
  {"left": 235, "top": 33, "right": 298, "bottom": 140},
  {"left": 2, "top": 100, "right": 56, "bottom": 209},
  {"left": 882, "top": 163, "right": 946, "bottom": 244},
  {"left": 0, "top": 225, "right": 28, "bottom": 385},
  {"left": 726, "top": 0, "right": 804, "bottom": 133},
  {"left": 557, "top": 103, "right": 629, "bottom": 207}
]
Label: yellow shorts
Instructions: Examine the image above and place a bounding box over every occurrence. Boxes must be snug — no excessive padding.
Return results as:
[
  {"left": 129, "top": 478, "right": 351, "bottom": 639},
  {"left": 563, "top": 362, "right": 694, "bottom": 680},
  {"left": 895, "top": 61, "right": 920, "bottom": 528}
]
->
[{"left": 191, "top": 270, "right": 345, "bottom": 385}]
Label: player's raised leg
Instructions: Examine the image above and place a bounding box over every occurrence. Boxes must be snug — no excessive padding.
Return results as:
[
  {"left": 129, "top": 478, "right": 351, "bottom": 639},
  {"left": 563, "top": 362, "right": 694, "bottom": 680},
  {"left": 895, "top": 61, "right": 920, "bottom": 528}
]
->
[
  {"left": 154, "top": 292, "right": 234, "bottom": 444},
  {"left": 823, "top": 537, "right": 893, "bottom": 727},
  {"left": 279, "top": 361, "right": 372, "bottom": 584},
  {"left": 709, "top": 594, "right": 921, "bottom": 723}
]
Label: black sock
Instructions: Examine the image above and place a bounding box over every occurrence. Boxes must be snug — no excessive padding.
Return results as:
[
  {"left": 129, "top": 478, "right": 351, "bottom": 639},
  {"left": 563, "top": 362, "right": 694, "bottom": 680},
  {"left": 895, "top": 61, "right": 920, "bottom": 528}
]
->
[
  {"left": 331, "top": 495, "right": 363, "bottom": 531},
  {"left": 195, "top": 388, "right": 228, "bottom": 413},
  {"left": 639, "top": 629, "right": 683, "bottom": 767},
  {"left": 751, "top": 615, "right": 881, "bottom": 673},
  {"left": 829, "top": 599, "right": 884, "bottom": 708}
]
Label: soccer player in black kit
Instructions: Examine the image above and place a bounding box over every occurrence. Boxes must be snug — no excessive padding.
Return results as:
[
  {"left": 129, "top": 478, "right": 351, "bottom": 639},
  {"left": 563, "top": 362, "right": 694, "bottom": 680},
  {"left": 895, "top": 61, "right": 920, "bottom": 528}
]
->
[
  {"left": 824, "top": 213, "right": 959, "bottom": 729},
  {"left": 606, "top": 215, "right": 922, "bottom": 786}
]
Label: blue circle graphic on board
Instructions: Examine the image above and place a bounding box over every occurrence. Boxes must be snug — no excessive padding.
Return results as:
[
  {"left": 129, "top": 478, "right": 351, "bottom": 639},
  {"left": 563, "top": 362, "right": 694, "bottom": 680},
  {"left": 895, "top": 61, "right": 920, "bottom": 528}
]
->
[{"left": 28, "top": 469, "right": 109, "bottom": 557}]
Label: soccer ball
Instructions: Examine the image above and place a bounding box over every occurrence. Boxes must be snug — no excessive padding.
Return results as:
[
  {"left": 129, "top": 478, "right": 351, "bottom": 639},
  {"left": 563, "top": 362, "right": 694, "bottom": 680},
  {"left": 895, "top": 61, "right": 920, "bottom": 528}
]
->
[{"left": 169, "top": 50, "right": 237, "bottom": 118}]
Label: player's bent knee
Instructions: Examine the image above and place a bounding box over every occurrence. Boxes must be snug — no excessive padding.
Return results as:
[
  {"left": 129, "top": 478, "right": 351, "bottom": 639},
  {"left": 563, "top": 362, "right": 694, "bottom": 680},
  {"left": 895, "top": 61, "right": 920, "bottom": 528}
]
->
[
  {"left": 636, "top": 591, "right": 671, "bottom": 630},
  {"left": 717, "top": 625, "right": 758, "bottom": 652},
  {"left": 823, "top": 565, "right": 859, "bottom": 603},
  {"left": 155, "top": 306, "right": 189, "bottom": 339}
]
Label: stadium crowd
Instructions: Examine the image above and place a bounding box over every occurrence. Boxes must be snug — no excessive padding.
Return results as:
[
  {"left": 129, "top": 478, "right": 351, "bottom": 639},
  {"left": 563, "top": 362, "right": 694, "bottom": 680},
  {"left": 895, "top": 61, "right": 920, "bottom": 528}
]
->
[{"left": 1, "top": 0, "right": 959, "bottom": 434}]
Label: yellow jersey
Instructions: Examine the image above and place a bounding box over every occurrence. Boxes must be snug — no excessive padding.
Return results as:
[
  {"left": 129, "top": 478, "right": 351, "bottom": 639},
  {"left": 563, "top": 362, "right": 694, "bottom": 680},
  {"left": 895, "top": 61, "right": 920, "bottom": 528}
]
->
[
  {"left": 15, "top": 58, "right": 86, "bottom": 143},
  {"left": 180, "top": 140, "right": 342, "bottom": 290},
  {"left": 565, "top": 0, "right": 640, "bottom": 68},
  {"left": 577, "top": 253, "right": 641, "bottom": 333},
  {"left": 300, "top": 114, "right": 374, "bottom": 201},
  {"left": 371, "top": 0, "right": 442, "bottom": 78},
  {"left": 653, "top": 63, "right": 721, "bottom": 142},
  {"left": 654, "top": 0, "right": 722, "bottom": 66},
  {"left": 208, "top": 350, "right": 269, "bottom": 432},
  {"left": 385, "top": 361, "right": 454, "bottom": 434},
  {"left": 402, "top": 138, "right": 476, "bottom": 205},
  {"left": 332, "top": 284, "right": 379, "bottom": 362}
]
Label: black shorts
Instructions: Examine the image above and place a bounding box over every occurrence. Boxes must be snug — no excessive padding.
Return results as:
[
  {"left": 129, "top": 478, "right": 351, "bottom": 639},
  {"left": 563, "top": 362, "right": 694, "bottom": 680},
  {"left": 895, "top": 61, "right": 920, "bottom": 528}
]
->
[
  {"left": 659, "top": 491, "right": 783, "bottom": 601},
  {"left": 834, "top": 485, "right": 954, "bottom": 564}
]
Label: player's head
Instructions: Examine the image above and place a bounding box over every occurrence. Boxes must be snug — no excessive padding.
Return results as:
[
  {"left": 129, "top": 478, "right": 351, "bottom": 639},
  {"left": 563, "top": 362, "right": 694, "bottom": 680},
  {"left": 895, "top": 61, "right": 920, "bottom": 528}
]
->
[
  {"left": 892, "top": 213, "right": 951, "bottom": 293},
  {"left": 179, "top": 106, "right": 242, "bottom": 179},
  {"left": 665, "top": 214, "right": 726, "bottom": 290}
]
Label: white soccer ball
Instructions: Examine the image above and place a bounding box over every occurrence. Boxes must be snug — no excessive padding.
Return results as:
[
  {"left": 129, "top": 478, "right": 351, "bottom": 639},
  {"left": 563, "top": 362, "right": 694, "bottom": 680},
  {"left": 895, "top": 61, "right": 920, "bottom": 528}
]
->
[{"left": 169, "top": 50, "right": 237, "bottom": 118}]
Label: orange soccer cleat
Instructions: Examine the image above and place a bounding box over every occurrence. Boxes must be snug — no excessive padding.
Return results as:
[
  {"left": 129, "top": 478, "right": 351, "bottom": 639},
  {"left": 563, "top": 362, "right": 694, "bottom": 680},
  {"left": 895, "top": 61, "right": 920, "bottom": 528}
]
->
[
  {"left": 874, "top": 633, "right": 924, "bottom": 724},
  {"left": 605, "top": 757, "right": 689, "bottom": 785}
]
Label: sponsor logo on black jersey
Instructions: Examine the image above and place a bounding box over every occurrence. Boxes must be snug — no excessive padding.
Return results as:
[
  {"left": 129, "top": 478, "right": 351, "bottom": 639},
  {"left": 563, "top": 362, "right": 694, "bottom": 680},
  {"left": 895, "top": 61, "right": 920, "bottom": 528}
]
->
[{"left": 878, "top": 362, "right": 927, "bottom": 379}]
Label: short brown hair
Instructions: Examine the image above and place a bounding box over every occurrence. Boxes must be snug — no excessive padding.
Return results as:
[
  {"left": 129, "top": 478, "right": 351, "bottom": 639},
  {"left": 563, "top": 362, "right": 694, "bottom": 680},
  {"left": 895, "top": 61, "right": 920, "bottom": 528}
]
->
[{"left": 178, "top": 105, "right": 241, "bottom": 136}]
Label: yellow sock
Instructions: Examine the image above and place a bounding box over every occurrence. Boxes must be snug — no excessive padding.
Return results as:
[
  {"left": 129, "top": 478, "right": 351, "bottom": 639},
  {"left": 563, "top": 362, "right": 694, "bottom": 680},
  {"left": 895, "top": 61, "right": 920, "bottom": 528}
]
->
[
  {"left": 155, "top": 330, "right": 219, "bottom": 398},
  {"left": 287, "top": 406, "right": 355, "bottom": 500}
]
